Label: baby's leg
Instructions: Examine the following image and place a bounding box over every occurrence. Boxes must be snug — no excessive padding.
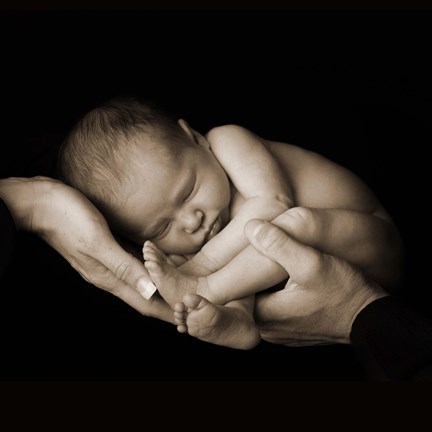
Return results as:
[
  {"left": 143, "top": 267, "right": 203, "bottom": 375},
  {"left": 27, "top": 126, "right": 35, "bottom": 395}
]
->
[
  {"left": 143, "top": 241, "right": 209, "bottom": 308},
  {"left": 203, "top": 206, "right": 402, "bottom": 304},
  {"left": 174, "top": 294, "right": 260, "bottom": 350}
]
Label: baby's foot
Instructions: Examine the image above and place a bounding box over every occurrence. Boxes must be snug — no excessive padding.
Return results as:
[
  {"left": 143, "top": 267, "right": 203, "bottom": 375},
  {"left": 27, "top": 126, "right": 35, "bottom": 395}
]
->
[
  {"left": 174, "top": 301, "right": 189, "bottom": 334},
  {"left": 143, "top": 241, "right": 208, "bottom": 308},
  {"left": 174, "top": 293, "right": 261, "bottom": 350}
]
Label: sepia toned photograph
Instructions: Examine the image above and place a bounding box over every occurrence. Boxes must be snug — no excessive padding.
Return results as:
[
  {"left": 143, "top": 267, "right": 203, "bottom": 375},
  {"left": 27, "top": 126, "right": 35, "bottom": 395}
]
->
[{"left": 1, "top": 7, "right": 431, "bottom": 382}]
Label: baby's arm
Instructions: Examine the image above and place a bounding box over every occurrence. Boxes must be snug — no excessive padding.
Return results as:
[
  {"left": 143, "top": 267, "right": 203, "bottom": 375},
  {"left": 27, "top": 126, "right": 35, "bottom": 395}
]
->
[{"left": 181, "top": 125, "right": 294, "bottom": 276}]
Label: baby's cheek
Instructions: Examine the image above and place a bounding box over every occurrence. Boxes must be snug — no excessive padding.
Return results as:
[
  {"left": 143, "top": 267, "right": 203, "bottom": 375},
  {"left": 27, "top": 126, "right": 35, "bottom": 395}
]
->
[{"left": 155, "top": 236, "right": 199, "bottom": 256}]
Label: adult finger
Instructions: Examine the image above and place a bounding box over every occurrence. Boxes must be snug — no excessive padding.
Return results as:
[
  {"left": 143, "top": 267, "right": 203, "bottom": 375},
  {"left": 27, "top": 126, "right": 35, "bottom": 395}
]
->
[
  {"left": 96, "top": 235, "right": 157, "bottom": 299},
  {"left": 244, "top": 218, "right": 323, "bottom": 282},
  {"left": 91, "top": 267, "right": 174, "bottom": 324},
  {"left": 114, "top": 282, "right": 174, "bottom": 324}
]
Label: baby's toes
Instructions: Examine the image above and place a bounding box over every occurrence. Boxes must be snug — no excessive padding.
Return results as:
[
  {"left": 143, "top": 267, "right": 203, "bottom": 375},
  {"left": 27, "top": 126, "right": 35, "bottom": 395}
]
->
[
  {"left": 176, "top": 323, "right": 188, "bottom": 334},
  {"left": 174, "top": 310, "right": 186, "bottom": 324},
  {"left": 174, "top": 302, "right": 188, "bottom": 333},
  {"left": 143, "top": 248, "right": 161, "bottom": 263},
  {"left": 183, "top": 293, "right": 208, "bottom": 312},
  {"left": 142, "top": 240, "right": 153, "bottom": 254},
  {"left": 146, "top": 241, "right": 166, "bottom": 258},
  {"left": 174, "top": 302, "right": 186, "bottom": 312}
]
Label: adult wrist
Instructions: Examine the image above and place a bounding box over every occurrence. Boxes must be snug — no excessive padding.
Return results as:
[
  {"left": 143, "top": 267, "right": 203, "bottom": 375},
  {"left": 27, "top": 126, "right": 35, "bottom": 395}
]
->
[
  {"left": 0, "top": 178, "right": 32, "bottom": 231},
  {"left": 27, "top": 178, "right": 60, "bottom": 236},
  {"left": 0, "top": 177, "right": 51, "bottom": 233}
]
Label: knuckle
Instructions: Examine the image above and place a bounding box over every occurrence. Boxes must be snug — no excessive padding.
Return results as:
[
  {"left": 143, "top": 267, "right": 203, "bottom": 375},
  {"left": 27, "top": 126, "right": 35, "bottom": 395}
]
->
[
  {"left": 257, "top": 224, "right": 288, "bottom": 253},
  {"left": 114, "top": 260, "right": 132, "bottom": 281}
]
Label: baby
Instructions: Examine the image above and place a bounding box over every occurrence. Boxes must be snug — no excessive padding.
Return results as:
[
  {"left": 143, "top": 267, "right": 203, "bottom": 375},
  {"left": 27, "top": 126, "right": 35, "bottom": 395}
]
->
[{"left": 58, "top": 97, "right": 403, "bottom": 349}]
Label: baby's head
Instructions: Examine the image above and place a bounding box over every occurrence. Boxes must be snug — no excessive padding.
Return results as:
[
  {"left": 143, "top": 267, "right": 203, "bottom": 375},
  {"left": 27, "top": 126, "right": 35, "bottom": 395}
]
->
[{"left": 58, "top": 97, "right": 231, "bottom": 254}]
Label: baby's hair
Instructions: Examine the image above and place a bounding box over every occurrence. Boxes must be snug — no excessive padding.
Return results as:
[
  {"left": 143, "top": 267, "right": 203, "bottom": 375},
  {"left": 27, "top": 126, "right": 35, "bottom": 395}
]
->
[{"left": 57, "top": 96, "right": 187, "bottom": 226}]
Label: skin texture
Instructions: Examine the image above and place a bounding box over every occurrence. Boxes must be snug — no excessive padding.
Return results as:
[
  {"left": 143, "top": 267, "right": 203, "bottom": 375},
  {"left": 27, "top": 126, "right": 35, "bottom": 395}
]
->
[
  {"left": 140, "top": 124, "right": 402, "bottom": 349},
  {"left": 2, "top": 120, "right": 401, "bottom": 350},
  {"left": 0, "top": 176, "right": 173, "bottom": 323},
  {"left": 245, "top": 218, "right": 389, "bottom": 346},
  {"left": 116, "top": 131, "right": 232, "bottom": 255},
  {"left": 0, "top": 175, "right": 393, "bottom": 348}
]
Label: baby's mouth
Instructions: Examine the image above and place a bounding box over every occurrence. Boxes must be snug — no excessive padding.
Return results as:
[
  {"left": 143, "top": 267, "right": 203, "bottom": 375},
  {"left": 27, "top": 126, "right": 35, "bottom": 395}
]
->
[{"left": 205, "top": 217, "right": 222, "bottom": 242}]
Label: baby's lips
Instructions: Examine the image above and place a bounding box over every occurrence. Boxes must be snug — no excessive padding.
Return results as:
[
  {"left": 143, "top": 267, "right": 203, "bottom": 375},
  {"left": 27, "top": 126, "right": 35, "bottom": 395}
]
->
[
  {"left": 206, "top": 217, "right": 222, "bottom": 242},
  {"left": 137, "top": 277, "right": 157, "bottom": 299}
]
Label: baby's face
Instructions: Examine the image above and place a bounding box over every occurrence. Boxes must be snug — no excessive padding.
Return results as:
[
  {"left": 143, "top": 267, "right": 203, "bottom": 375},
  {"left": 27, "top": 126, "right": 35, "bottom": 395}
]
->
[{"left": 121, "top": 140, "right": 231, "bottom": 255}]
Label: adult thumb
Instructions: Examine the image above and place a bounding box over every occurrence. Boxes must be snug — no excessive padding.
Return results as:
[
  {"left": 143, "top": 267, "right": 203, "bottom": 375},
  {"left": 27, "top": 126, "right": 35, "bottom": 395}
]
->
[
  {"left": 244, "top": 218, "right": 322, "bottom": 282},
  {"left": 100, "top": 236, "right": 157, "bottom": 299}
]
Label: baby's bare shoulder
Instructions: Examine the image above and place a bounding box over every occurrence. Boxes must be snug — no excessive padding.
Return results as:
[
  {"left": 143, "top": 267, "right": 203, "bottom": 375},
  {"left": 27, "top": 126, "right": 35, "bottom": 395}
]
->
[
  {"left": 207, "top": 125, "right": 301, "bottom": 155},
  {"left": 205, "top": 124, "right": 265, "bottom": 148}
]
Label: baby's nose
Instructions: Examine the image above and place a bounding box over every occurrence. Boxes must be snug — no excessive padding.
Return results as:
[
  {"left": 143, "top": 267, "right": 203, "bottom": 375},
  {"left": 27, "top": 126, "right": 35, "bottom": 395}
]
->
[{"left": 182, "top": 209, "right": 204, "bottom": 234}]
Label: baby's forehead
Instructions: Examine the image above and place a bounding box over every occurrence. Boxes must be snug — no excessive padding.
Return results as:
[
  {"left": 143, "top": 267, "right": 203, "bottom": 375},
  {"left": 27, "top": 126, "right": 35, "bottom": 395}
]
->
[
  {"left": 132, "top": 131, "right": 187, "bottom": 157},
  {"left": 126, "top": 139, "right": 189, "bottom": 179}
]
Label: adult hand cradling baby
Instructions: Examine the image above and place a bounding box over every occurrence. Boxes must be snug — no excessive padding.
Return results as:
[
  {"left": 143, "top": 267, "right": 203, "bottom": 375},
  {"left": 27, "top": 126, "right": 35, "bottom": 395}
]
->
[
  {"left": 2, "top": 176, "right": 432, "bottom": 380},
  {"left": 244, "top": 217, "right": 388, "bottom": 346},
  {"left": 0, "top": 176, "right": 172, "bottom": 323}
]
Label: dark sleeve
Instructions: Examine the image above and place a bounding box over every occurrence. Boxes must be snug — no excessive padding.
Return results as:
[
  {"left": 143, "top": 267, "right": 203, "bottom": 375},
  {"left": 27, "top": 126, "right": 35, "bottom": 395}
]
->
[
  {"left": 350, "top": 296, "right": 432, "bottom": 381},
  {"left": 0, "top": 199, "right": 16, "bottom": 278}
]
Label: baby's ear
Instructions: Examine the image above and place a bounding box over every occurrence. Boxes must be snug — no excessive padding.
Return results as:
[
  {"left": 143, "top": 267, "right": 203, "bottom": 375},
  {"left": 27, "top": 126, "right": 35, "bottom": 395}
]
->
[{"left": 178, "top": 119, "right": 210, "bottom": 149}]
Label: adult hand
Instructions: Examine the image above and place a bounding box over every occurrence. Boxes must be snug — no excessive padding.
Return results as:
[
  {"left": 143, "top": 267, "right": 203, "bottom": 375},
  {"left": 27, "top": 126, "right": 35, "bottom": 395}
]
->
[
  {"left": 245, "top": 217, "right": 389, "bottom": 346},
  {"left": 0, "top": 177, "right": 173, "bottom": 323}
]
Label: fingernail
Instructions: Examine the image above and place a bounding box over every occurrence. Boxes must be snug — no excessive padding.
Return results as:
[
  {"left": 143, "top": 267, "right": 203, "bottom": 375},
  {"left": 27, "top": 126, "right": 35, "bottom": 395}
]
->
[{"left": 137, "top": 277, "right": 157, "bottom": 299}]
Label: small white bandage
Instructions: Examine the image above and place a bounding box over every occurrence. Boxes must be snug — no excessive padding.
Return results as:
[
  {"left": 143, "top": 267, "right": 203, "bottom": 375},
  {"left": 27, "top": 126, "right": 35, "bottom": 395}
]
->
[{"left": 137, "top": 278, "right": 157, "bottom": 299}]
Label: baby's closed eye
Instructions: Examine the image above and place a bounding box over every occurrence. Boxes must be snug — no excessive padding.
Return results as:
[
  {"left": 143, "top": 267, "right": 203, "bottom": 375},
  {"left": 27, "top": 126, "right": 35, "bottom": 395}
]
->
[{"left": 153, "top": 221, "right": 172, "bottom": 240}]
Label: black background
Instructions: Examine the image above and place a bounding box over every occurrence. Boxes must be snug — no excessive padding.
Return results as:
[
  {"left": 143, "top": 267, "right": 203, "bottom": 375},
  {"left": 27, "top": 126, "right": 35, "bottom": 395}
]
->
[{"left": 0, "top": 9, "right": 431, "bottom": 380}]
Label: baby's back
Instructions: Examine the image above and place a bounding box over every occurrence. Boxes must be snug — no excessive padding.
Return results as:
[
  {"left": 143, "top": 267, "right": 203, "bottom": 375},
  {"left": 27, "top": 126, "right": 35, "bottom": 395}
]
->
[{"left": 266, "top": 139, "right": 388, "bottom": 218}]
